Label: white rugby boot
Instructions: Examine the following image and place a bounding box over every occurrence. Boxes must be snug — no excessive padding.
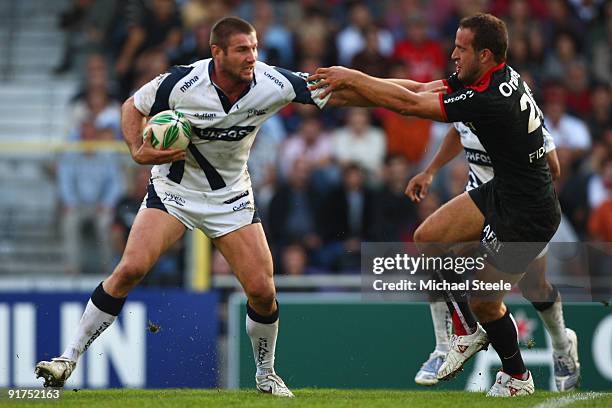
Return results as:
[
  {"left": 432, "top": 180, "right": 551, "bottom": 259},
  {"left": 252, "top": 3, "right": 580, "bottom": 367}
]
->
[
  {"left": 415, "top": 351, "right": 447, "bottom": 385},
  {"left": 256, "top": 373, "right": 295, "bottom": 397},
  {"left": 437, "top": 323, "right": 489, "bottom": 380},
  {"left": 35, "top": 357, "right": 76, "bottom": 387},
  {"left": 554, "top": 328, "right": 581, "bottom": 391},
  {"left": 487, "top": 370, "right": 535, "bottom": 397}
]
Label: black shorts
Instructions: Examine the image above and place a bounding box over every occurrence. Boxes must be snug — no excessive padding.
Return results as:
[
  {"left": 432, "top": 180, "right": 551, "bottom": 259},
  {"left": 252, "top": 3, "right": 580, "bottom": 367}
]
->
[{"left": 468, "top": 179, "right": 561, "bottom": 274}]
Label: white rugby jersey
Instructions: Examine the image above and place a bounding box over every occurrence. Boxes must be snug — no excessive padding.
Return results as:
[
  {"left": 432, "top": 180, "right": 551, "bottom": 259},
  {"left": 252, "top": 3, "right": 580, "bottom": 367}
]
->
[
  {"left": 133, "top": 58, "right": 329, "bottom": 192},
  {"left": 453, "top": 122, "right": 556, "bottom": 191}
]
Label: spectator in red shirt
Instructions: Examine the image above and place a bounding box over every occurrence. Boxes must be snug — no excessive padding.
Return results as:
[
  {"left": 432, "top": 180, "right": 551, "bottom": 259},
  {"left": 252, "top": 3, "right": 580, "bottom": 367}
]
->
[{"left": 392, "top": 15, "right": 445, "bottom": 83}]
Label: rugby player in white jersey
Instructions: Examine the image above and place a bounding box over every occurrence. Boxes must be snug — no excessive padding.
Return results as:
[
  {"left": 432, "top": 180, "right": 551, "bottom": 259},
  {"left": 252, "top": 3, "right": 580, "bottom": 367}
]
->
[
  {"left": 35, "top": 16, "right": 360, "bottom": 397},
  {"left": 408, "top": 123, "right": 579, "bottom": 391}
]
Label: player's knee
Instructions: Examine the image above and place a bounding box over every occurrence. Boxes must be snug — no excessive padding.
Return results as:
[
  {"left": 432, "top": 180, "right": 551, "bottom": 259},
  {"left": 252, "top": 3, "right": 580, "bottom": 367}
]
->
[
  {"left": 519, "top": 279, "right": 552, "bottom": 302},
  {"left": 113, "top": 260, "right": 149, "bottom": 286},
  {"left": 245, "top": 281, "right": 275, "bottom": 306}
]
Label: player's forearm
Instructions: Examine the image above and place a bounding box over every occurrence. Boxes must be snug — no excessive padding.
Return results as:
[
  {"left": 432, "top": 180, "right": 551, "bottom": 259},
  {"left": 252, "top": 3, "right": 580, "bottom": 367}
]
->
[
  {"left": 328, "top": 89, "right": 375, "bottom": 107},
  {"left": 387, "top": 79, "right": 444, "bottom": 93},
  {"left": 424, "top": 128, "right": 462, "bottom": 175},
  {"left": 347, "top": 72, "right": 444, "bottom": 120},
  {"left": 121, "top": 97, "right": 146, "bottom": 157}
]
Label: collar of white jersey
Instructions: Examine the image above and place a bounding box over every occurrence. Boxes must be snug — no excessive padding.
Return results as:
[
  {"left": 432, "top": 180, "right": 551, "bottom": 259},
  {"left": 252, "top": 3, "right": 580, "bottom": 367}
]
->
[{"left": 207, "top": 59, "right": 257, "bottom": 113}]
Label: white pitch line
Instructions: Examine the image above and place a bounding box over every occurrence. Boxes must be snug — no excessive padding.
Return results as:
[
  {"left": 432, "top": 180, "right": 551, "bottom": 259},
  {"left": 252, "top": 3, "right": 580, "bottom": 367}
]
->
[{"left": 532, "top": 392, "right": 607, "bottom": 408}]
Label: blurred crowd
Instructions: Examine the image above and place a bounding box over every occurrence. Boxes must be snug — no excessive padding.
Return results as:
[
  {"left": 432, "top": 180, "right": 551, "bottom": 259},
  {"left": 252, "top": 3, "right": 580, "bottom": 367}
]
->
[{"left": 55, "top": 0, "right": 611, "bottom": 279}]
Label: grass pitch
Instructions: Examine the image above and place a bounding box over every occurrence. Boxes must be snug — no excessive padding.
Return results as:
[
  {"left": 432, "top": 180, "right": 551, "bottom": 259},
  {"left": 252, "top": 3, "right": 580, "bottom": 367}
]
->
[{"left": 1, "top": 389, "right": 611, "bottom": 407}]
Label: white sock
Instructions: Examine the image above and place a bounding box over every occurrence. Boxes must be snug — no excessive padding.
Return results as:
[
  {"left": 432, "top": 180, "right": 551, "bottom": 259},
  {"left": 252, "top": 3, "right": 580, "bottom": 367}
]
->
[
  {"left": 60, "top": 299, "right": 116, "bottom": 362},
  {"left": 246, "top": 314, "right": 278, "bottom": 377},
  {"left": 430, "top": 302, "right": 450, "bottom": 353},
  {"left": 537, "top": 300, "right": 569, "bottom": 354}
]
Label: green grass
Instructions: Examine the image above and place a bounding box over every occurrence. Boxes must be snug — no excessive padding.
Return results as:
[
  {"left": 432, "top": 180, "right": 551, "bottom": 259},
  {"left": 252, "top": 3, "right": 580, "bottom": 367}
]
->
[{"left": 1, "top": 389, "right": 611, "bottom": 408}]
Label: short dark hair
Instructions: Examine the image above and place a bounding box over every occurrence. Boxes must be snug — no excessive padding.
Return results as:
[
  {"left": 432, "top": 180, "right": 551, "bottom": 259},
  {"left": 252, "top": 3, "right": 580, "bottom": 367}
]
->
[
  {"left": 210, "top": 17, "right": 255, "bottom": 51},
  {"left": 459, "top": 13, "right": 508, "bottom": 63}
]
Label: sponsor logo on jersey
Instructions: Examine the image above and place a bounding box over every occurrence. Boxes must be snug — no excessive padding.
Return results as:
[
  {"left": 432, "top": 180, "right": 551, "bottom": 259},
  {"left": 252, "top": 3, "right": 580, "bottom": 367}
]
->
[
  {"left": 247, "top": 108, "right": 267, "bottom": 118},
  {"left": 194, "top": 126, "right": 256, "bottom": 141},
  {"left": 194, "top": 112, "right": 217, "bottom": 120},
  {"left": 263, "top": 71, "right": 284, "bottom": 89},
  {"left": 179, "top": 75, "right": 199, "bottom": 92},
  {"left": 528, "top": 144, "right": 546, "bottom": 163},
  {"left": 482, "top": 224, "right": 502, "bottom": 254},
  {"left": 444, "top": 90, "right": 474, "bottom": 104},
  {"left": 464, "top": 147, "right": 492, "bottom": 166},
  {"left": 163, "top": 192, "right": 186, "bottom": 206},
  {"left": 498, "top": 67, "right": 520, "bottom": 97}
]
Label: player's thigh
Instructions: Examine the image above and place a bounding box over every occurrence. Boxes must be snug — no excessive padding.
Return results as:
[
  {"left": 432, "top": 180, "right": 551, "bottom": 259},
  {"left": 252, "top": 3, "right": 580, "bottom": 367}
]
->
[
  {"left": 213, "top": 223, "right": 274, "bottom": 296},
  {"left": 119, "top": 208, "right": 186, "bottom": 272},
  {"left": 415, "top": 192, "right": 484, "bottom": 243}
]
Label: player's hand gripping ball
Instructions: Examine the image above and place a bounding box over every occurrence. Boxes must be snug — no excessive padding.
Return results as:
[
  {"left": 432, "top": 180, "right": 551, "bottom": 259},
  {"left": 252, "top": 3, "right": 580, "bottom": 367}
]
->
[{"left": 143, "top": 110, "right": 192, "bottom": 150}]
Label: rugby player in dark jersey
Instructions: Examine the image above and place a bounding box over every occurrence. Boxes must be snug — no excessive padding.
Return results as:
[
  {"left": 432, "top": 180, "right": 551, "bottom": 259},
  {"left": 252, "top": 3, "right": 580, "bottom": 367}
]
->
[{"left": 309, "top": 13, "right": 563, "bottom": 396}]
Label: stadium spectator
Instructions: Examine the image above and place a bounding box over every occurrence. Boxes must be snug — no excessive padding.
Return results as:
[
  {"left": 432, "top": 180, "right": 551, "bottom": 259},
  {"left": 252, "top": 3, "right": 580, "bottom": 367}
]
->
[
  {"left": 564, "top": 61, "right": 592, "bottom": 116},
  {"left": 249, "top": 0, "right": 294, "bottom": 67},
  {"left": 586, "top": 84, "right": 611, "bottom": 143},
  {"left": 331, "top": 108, "right": 386, "bottom": 180},
  {"left": 58, "top": 120, "right": 124, "bottom": 275},
  {"left": 350, "top": 26, "right": 393, "bottom": 78},
  {"left": 543, "top": 84, "right": 591, "bottom": 165},
  {"left": 130, "top": 48, "right": 171, "bottom": 93},
  {"left": 279, "top": 243, "right": 310, "bottom": 276},
  {"left": 541, "top": 0, "right": 584, "bottom": 48},
  {"left": 336, "top": 1, "right": 393, "bottom": 66},
  {"left": 54, "top": 0, "right": 117, "bottom": 74},
  {"left": 171, "top": 21, "right": 213, "bottom": 66},
  {"left": 589, "top": 12, "right": 611, "bottom": 85},
  {"left": 317, "top": 163, "right": 377, "bottom": 271},
  {"left": 376, "top": 64, "right": 433, "bottom": 165},
  {"left": 72, "top": 53, "right": 120, "bottom": 103},
  {"left": 392, "top": 14, "right": 446, "bottom": 83},
  {"left": 294, "top": 6, "right": 337, "bottom": 67},
  {"left": 373, "top": 154, "right": 418, "bottom": 241},
  {"left": 588, "top": 157, "right": 612, "bottom": 241},
  {"left": 181, "top": 0, "right": 229, "bottom": 30},
  {"left": 278, "top": 115, "right": 334, "bottom": 184},
  {"left": 543, "top": 31, "right": 583, "bottom": 80},
  {"left": 268, "top": 159, "right": 323, "bottom": 265},
  {"left": 68, "top": 87, "right": 122, "bottom": 140},
  {"left": 115, "top": 0, "right": 182, "bottom": 95}
]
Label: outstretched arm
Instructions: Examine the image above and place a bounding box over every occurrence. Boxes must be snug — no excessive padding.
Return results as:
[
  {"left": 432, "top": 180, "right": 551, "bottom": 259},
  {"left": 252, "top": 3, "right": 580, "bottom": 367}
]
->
[
  {"left": 309, "top": 67, "right": 447, "bottom": 121},
  {"left": 388, "top": 79, "right": 446, "bottom": 93},
  {"left": 406, "top": 126, "right": 463, "bottom": 202}
]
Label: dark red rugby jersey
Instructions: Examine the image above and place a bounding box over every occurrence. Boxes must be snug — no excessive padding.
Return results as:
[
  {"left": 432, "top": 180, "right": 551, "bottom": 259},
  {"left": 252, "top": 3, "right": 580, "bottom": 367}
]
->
[{"left": 439, "top": 64, "right": 554, "bottom": 204}]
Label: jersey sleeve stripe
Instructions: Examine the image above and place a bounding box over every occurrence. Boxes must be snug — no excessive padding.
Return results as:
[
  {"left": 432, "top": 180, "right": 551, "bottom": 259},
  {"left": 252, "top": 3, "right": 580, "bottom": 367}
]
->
[
  {"left": 187, "top": 145, "right": 227, "bottom": 190},
  {"left": 438, "top": 93, "right": 449, "bottom": 122},
  {"left": 150, "top": 65, "right": 195, "bottom": 116},
  {"left": 273, "top": 67, "right": 315, "bottom": 105}
]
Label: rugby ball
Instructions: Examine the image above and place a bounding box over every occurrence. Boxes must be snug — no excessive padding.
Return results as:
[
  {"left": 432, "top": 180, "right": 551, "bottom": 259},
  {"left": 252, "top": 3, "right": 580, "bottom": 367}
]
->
[{"left": 143, "top": 110, "right": 192, "bottom": 150}]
